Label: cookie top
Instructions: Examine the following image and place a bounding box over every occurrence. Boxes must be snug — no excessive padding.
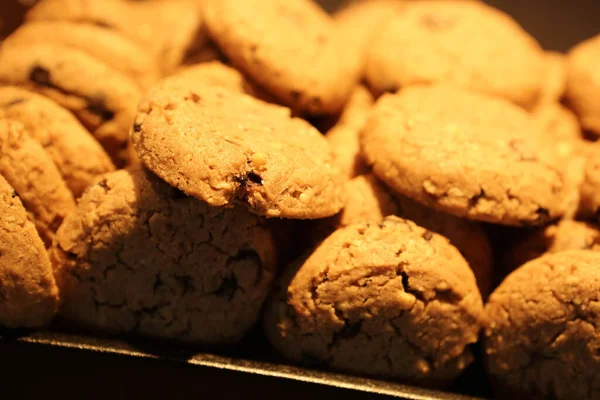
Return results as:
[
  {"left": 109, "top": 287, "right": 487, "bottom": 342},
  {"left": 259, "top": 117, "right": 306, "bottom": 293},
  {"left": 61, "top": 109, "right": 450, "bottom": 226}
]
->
[
  {"left": 7, "top": 21, "right": 159, "bottom": 89},
  {"left": 0, "top": 174, "right": 59, "bottom": 328},
  {"left": 53, "top": 166, "right": 276, "bottom": 344},
  {"left": 566, "top": 34, "right": 600, "bottom": 136},
  {"left": 0, "top": 120, "right": 75, "bottom": 246},
  {"left": 204, "top": 0, "right": 358, "bottom": 115},
  {"left": 0, "top": 43, "right": 141, "bottom": 166},
  {"left": 0, "top": 86, "right": 115, "bottom": 197},
  {"left": 265, "top": 216, "right": 483, "bottom": 384},
  {"left": 133, "top": 84, "right": 345, "bottom": 219},
  {"left": 361, "top": 86, "right": 567, "bottom": 226},
  {"left": 535, "top": 51, "right": 567, "bottom": 106},
  {"left": 365, "top": 1, "right": 544, "bottom": 107},
  {"left": 325, "top": 86, "right": 373, "bottom": 179},
  {"left": 484, "top": 250, "right": 600, "bottom": 400}
]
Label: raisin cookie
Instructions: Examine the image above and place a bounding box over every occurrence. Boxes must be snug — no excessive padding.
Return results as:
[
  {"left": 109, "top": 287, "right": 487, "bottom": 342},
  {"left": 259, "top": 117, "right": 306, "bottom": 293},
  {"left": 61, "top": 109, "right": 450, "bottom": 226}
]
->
[
  {"left": 0, "top": 43, "right": 141, "bottom": 166},
  {"left": 0, "top": 120, "right": 75, "bottom": 246},
  {"left": 204, "top": 0, "right": 358, "bottom": 115},
  {"left": 0, "top": 86, "right": 115, "bottom": 197},
  {"left": 0, "top": 175, "right": 59, "bottom": 328},
  {"left": 361, "top": 86, "right": 567, "bottom": 226},
  {"left": 52, "top": 166, "right": 276, "bottom": 344},
  {"left": 365, "top": 1, "right": 544, "bottom": 107},
  {"left": 484, "top": 250, "right": 600, "bottom": 400},
  {"left": 265, "top": 216, "right": 483, "bottom": 386},
  {"left": 133, "top": 84, "right": 345, "bottom": 219},
  {"left": 566, "top": 34, "right": 600, "bottom": 137}
]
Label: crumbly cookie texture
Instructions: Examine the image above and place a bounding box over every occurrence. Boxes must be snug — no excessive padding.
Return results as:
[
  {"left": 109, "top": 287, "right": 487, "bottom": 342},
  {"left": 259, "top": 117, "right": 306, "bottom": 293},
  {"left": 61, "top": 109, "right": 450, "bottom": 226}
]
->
[
  {"left": 133, "top": 84, "right": 345, "bottom": 219},
  {"left": 325, "top": 86, "right": 373, "bottom": 179},
  {"left": 6, "top": 21, "right": 159, "bottom": 89},
  {"left": 566, "top": 34, "right": 600, "bottom": 137},
  {"left": 0, "top": 174, "right": 59, "bottom": 328},
  {"left": 484, "top": 250, "right": 600, "bottom": 400},
  {"left": 204, "top": 0, "right": 358, "bottom": 115},
  {"left": 265, "top": 216, "right": 483, "bottom": 386},
  {"left": 0, "top": 43, "right": 141, "bottom": 167},
  {"left": 365, "top": 0, "right": 544, "bottom": 107},
  {"left": 0, "top": 86, "right": 115, "bottom": 198},
  {"left": 52, "top": 166, "right": 277, "bottom": 344},
  {"left": 0, "top": 119, "right": 75, "bottom": 246},
  {"left": 361, "top": 86, "right": 567, "bottom": 226}
]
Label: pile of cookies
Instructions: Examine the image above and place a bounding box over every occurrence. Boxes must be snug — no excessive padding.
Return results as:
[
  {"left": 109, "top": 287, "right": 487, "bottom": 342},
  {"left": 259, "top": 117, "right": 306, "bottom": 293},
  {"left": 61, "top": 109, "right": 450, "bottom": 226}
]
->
[{"left": 0, "top": 0, "right": 599, "bottom": 398}]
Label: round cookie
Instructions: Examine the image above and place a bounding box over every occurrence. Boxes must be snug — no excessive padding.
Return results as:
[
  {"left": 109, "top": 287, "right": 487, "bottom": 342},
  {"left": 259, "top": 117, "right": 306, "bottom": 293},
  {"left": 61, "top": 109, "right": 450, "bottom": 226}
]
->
[
  {"left": 52, "top": 166, "right": 276, "bottom": 344},
  {"left": 566, "top": 34, "right": 600, "bottom": 137},
  {"left": 6, "top": 21, "right": 159, "bottom": 89},
  {"left": 361, "top": 86, "right": 567, "bottom": 226},
  {"left": 265, "top": 216, "right": 483, "bottom": 385},
  {"left": 0, "top": 43, "right": 141, "bottom": 166},
  {"left": 133, "top": 83, "right": 345, "bottom": 219},
  {"left": 483, "top": 250, "right": 600, "bottom": 400},
  {"left": 204, "top": 0, "right": 358, "bottom": 115},
  {"left": 0, "top": 86, "right": 115, "bottom": 198},
  {"left": 535, "top": 51, "right": 567, "bottom": 106},
  {"left": 0, "top": 175, "right": 59, "bottom": 328},
  {"left": 365, "top": 1, "right": 544, "bottom": 107},
  {"left": 0, "top": 120, "right": 75, "bottom": 246},
  {"left": 325, "top": 86, "right": 374, "bottom": 179}
]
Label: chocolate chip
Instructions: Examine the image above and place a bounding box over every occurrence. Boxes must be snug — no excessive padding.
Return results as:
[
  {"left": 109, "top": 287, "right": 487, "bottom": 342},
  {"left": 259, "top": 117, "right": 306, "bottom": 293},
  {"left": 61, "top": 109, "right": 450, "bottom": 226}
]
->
[
  {"left": 97, "top": 179, "right": 109, "bottom": 190},
  {"left": 235, "top": 172, "right": 263, "bottom": 187},
  {"left": 4, "top": 98, "right": 26, "bottom": 107},
  {"left": 247, "top": 172, "right": 263, "bottom": 185},
  {"left": 11, "top": 190, "right": 17, "bottom": 199},
  {"left": 133, "top": 122, "right": 142, "bottom": 133},
  {"left": 470, "top": 188, "right": 486, "bottom": 207},
  {"left": 29, "top": 66, "right": 52, "bottom": 87},
  {"left": 422, "top": 230, "right": 434, "bottom": 241},
  {"left": 214, "top": 274, "right": 238, "bottom": 300},
  {"left": 86, "top": 97, "right": 114, "bottom": 122}
]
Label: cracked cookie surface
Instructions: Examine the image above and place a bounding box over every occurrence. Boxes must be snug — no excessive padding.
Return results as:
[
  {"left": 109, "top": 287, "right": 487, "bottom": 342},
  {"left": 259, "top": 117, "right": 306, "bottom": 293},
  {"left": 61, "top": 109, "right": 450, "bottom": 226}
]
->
[
  {"left": 365, "top": 1, "right": 543, "bottom": 107},
  {"left": 52, "top": 166, "right": 276, "bottom": 344},
  {"left": 361, "top": 86, "right": 567, "bottom": 226},
  {"left": 484, "top": 250, "right": 600, "bottom": 400},
  {"left": 0, "top": 119, "right": 75, "bottom": 246},
  {"left": 133, "top": 83, "right": 345, "bottom": 219},
  {"left": 0, "top": 174, "right": 59, "bottom": 328},
  {"left": 0, "top": 86, "right": 115, "bottom": 198},
  {"left": 265, "top": 216, "right": 483, "bottom": 386}
]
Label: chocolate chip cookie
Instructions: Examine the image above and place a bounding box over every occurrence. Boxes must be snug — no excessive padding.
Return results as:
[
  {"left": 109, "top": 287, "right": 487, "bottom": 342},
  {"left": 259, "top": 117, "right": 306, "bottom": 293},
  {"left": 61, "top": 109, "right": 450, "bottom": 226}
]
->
[
  {"left": 0, "top": 86, "right": 115, "bottom": 197},
  {"left": 484, "top": 250, "right": 600, "bottom": 400},
  {"left": 365, "top": 1, "right": 544, "bottom": 107},
  {"left": 265, "top": 216, "right": 483, "bottom": 386},
  {"left": 0, "top": 174, "right": 59, "bottom": 328},
  {"left": 361, "top": 86, "right": 567, "bottom": 226},
  {"left": 133, "top": 83, "right": 345, "bottom": 219},
  {"left": 52, "top": 165, "right": 276, "bottom": 344}
]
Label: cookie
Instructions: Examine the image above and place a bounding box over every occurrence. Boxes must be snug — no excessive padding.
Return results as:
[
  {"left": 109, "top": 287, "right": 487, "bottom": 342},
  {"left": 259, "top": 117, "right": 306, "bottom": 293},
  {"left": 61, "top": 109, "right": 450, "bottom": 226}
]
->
[
  {"left": 264, "top": 216, "right": 483, "bottom": 385},
  {"left": 322, "top": 174, "right": 493, "bottom": 296},
  {"left": 0, "top": 119, "right": 75, "bottom": 246},
  {"left": 0, "top": 43, "right": 142, "bottom": 166},
  {"left": 52, "top": 166, "right": 276, "bottom": 344},
  {"left": 7, "top": 21, "right": 159, "bottom": 89},
  {"left": 483, "top": 250, "right": 600, "bottom": 400},
  {"left": 0, "top": 86, "right": 115, "bottom": 197},
  {"left": 535, "top": 51, "right": 567, "bottom": 106},
  {"left": 532, "top": 102, "right": 583, "bottom": 157},
  {"left": 365, "top": 1, "right": 544, "bottom": 107},
  {"left": 578, "top": 143, "right": 600, "bottom": 218},
  {"left": 361, "top": 86, "right": 567, "bottom": 226},
  {"left": 325, "top": 86, "right": 373, "bottom": 179},
  {"left": 566, "top": 34, "right": 600, "bottom": 137},
  {"left": 204, "top": 0, "right": 358, "bottom": 115},
  {"left": 133, "top": 83, "right": 345, "bottom": 219}
]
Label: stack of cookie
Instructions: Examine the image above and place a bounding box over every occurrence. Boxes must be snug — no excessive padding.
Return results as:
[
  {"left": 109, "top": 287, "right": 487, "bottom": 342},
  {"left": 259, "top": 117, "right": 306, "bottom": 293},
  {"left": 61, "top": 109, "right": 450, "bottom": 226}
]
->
[{"left": 0, "top": 0, "right": 599, "bottom": 398}]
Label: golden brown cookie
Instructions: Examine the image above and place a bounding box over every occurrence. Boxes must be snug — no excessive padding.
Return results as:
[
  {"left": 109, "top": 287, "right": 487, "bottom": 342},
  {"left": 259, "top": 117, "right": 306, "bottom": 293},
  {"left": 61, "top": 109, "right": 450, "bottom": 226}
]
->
[
  {"left": 265, "top": 216, "right": 483, "bottom": 386},
  {"left": 52, "top": 166, "right": 276, "bottom": 344},
  {"left": 0, "top": 120, "right": 75, "bottom": 246},
  {"left": 365, "top": 1, "right": 544, "bottom": 107},
  {"left": 0, "top": 174, "right": 59, "bottom": 328},
  {"left": 0, "top": 43, "right": 141, "bottom": 166},
  {"left": 325, "top": 86, "right": 374, "bottom": 179},
  {"left": 0, "top": 86, "right": 115, "bottom": 197},
  {"left": 566, "top": 34, "right": 600, "bottom": 137},
  {"left": 204, "top": 0, "right": 358, "bottom": 115},
  {"left": 132, "top": 83, "right": 345, "bottom": 219},
  {"left": 483, "top": 250, "right": 600, "bottom": 400},
  {"left": 535, "top": 51, "right": 567, "bottom": 106},
  {"left": 361, "top": 86, "right": 567, "bottom": 226}
]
